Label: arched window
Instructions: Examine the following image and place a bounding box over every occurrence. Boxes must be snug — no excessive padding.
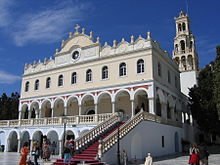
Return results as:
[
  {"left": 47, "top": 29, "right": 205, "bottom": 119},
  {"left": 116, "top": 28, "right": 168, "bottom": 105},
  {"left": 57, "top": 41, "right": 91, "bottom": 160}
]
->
[
  {"left": 175, "top": 44, "right": 178, "bottom": 51},
  {"left": 178, "top": 24, "right": 182, "bottom": 31},
  {"left": 180, "top": 40, "right": 185, "bottom": 52},
  {"left": 188, "top": 55, "right": 194, "bottom": 70},
  {"left": 175, "top": 57, "right": 180, "bottom": 66},
  {"left": 189, "top": 41, "right": 193, "bottom": 50},
  {"left": 137, "top": 59, "right": 144, "bottom": 73},
  {"left": 71, "top": 72, "right": 77, "bottom": 84},
  {"left": 25, "top": 81, "right": 30, "bottom": 92},
  {"left": 102, "top": 66, "right": 108, "bottom": 79},
  {"left": 34, "top": 79, "right": 39, "bottom": 90},
  {"left": 167, "top": 102, "right": 171, "bottom": 119},
  {"left": 119, "top": 62, "right": 126, "bottom": 76},
  {"left": 181, "top": 56, "right": 187, "bottom": 70},
  {"left": 182, "top": 23, "right": 186, "bottom": 31},
  {"left": 46, "top": 77, "right": 51, "bottom": 88},
  {"left": 86, "top": 69, "right": 92, "bottom": 82},
  {"left": 58, "top": 75, "right": 63, "bottom": 86},
  {"left": 158, "top": 62, "right": 162, "bottom": 77},
  {"left": 156, "top": 97, "right": 161, "bottom": 116}
]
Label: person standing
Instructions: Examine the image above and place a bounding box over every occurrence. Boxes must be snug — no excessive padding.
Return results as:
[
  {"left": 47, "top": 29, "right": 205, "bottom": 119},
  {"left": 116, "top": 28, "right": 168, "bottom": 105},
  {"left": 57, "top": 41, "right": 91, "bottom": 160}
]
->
[
  {"left": 121, "top": 150, "right": 128, "bottom": 165},
  {"left": 42, "top": 137, "right": 51, "bottom": 161},
  {"left": 32, "top": 141, "right": 40, "bottom": 165},
  {"left": 51, "top": 141, "right": 57, "bottom": 155},
  {"left": 199, "top": 143, "right": 209, "bottom": 165},
  {"left": 19, "top": 142, "right": 29, "bottom": 165},
  {"left": 144, "top": 153, "right": 153, "bottom": 165},
  {"left": 189, "top": 144, "right": 200, "bottom": 165}
]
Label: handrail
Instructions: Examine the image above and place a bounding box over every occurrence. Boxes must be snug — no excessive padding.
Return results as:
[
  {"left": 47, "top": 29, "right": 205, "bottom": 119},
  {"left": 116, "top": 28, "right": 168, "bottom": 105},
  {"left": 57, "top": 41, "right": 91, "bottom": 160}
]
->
[
  {"left": 74, "top": 112, "right": 120, "bottom": 151},
  {"left": 101, "top": 111, "right": 182, "bottom": 155},
  {"left": 0, "top": 113, "right": 113, "bottom": 127}
]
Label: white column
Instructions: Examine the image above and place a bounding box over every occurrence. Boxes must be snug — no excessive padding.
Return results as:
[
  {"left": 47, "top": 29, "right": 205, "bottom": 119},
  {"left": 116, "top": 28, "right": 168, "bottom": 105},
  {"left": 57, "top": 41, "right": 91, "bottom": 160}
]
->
[
  {"left": 95, "top": 104, "right": 98, "bottom": 114},
  {"left": 17, "top": 139, "right": 21, "bottom": 153},
  {"left": 59, "top": 140, "right": 62, "bottom": 158},
  {"left": 78, "top": 105, "right": 82, "bottom": 115},
  {"left": 30, "top": 140, "right": 34, "bottom": 151},
  {"left": 131, "top": 100, "right": 134, "bottom": 117},
  {"left": 35, "top": 111, "right": 39, "bottom": 119},
  {"left": 51, "top": 108, "right": 54, "bottom": 117},
  {"left": 148, "top": 98, "right": 155, "bottom": 114},
  {"left": 162, "top": 103, "right": 167, "bottom": 119},
  {"left": 18, "top": 111, "right": 22, "bottom": 120},
  {"left": 112, "top": 102, "right": 115, "bottom": 113},
  {"left": 64, "top": 106, "right": 67, "bottom": 116},
  {"left": 39, "top": 109, "right": 42, "bottom": 118}
]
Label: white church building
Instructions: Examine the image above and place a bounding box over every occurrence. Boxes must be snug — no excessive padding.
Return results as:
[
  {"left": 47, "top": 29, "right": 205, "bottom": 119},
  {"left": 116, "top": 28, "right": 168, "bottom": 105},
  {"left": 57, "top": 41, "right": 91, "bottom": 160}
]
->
[{"left": 0, "top": 11, "right": 198, "bottom": 163}]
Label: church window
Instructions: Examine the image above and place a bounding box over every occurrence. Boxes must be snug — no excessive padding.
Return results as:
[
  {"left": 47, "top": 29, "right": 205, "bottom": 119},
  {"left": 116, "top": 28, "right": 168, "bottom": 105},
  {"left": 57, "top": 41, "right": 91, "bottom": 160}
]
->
[
  {"left": 162, "top": 136, "right": 165, "bottom": 148},
  {"left": 25, "top": 81, "right": 30, "bottom": 92},
  {"left": 182, "top": 23, "right": 186, "bottom": 31},
  {"left": 86, "top": 69, "right": 92, "bottom": 82},
  {"left": 71, "top": 72, "right": 77, "bottom": 84},
  {"left": 178, "top": 24, "right": 182, "bottom": 31},
  {"left": 119, "top": 62, "right": 126, "bottom": 76},
  {"left": 137, "top": 59, "right": 144, "bottom": 73},
  {"left": 168, "top": 70, "right": 171, "bottom": 83},
  {"left": 158, "top": 62, "right": 162, "bottom": 77},
  {"left": 187, "top": 55, "right": 194, "bottom": 70},
  {"left": 167, "top": 101, "right": 171, "bottom": 119},
  {"left": 180, "top": 40, "right": 185, "bottom": 52},
  {"left": 175, "top": 76, "right": 178, "bottom": 88},
  {"left": 175, "top": 44, "right": 178, "bottom": 51},
  {"left": 58, "top": 75, "right": 63, "bottom": 86},
  {"left": 46, "top": 77, "right": 51, "bottom": 89},
  {"left": 181, "top": 56, "right": 187, "bottom": 70},
  {"left": 102, "top": 66, "right": 108, "bottom": 79},
  {"left": 175, "top": 57, "right": 180, "bottom": 66},
  {"left": 189, "top": 41, "right": 193, "bottom": 50},
  {"left": 156, "top": 96, "right": 161, "bottom": 116},
  {"left": 34, "top": 79, "right": 39, "bottom": 90}
]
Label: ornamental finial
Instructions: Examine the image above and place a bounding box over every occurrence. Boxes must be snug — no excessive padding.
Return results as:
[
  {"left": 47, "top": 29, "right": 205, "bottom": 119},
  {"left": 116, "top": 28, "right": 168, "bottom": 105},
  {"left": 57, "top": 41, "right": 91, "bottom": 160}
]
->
[
  {"left": 82, "top": 28, "right": 85, "bottom": 34},
  {"left": 147, "top": 31, "right": 151, "bottom": 40},
  {"left": 113, "top": 40, "right": 117, "bottom": 47},
  {"left": 90, "top": 31, "right": 93, "bottom": 39},
  {"left": 96, "top": 37, "right": 100, "bottom": 43},
  {"left": 130, "top": 35, "right": 134, "bottom": 43},
  {"left": 69, "top": 32, "right": 73, "bottom": 38}
]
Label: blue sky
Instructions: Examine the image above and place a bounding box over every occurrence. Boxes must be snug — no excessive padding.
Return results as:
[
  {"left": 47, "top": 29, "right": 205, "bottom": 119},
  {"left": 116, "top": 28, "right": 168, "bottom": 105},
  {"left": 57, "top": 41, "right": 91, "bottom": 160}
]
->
[{"left": 0, "top": 0, "right": 219, "bottom": 95}]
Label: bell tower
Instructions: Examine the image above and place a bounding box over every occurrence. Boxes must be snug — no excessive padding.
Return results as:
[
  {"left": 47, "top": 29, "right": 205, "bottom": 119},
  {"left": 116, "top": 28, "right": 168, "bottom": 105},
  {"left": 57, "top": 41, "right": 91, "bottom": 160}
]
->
[{"left": 172, "top": 11, "right": 199, "bottom": 96}]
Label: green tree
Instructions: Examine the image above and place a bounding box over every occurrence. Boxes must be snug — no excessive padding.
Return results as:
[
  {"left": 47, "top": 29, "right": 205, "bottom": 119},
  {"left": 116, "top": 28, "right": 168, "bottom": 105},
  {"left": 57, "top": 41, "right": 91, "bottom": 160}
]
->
[
  {"left": 189, "top": 46, "right": 220, "bottom": 136},
  {"left": 0, "top": 92, "right": 19, "bottom": 120},
  {"left": 214, "top": 45, "right": 220, "bottom": 119}
]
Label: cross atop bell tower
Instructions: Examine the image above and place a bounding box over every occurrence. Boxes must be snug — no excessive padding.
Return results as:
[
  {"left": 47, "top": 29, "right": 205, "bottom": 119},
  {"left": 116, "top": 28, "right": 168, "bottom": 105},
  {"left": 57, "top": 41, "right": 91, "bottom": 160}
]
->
[
  {"left": 172, "top": 11, "right": 199, "bottom": 96},
  {"left": 172, "top": 11, "right": 199, "bottom": 72}
]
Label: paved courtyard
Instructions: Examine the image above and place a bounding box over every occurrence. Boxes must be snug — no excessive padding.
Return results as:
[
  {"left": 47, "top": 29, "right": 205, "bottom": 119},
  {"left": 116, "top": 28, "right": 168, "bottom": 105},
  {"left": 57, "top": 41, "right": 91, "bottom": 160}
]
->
[{"left": 0, "top": 152, "right": 219, "bottom": 165}]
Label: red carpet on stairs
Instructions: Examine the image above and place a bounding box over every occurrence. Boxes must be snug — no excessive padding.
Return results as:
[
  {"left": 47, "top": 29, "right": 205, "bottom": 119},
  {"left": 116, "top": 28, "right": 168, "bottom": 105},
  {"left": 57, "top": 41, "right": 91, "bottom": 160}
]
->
[{"left": 53, "top": 122, "right": 124, "bottom": 165}]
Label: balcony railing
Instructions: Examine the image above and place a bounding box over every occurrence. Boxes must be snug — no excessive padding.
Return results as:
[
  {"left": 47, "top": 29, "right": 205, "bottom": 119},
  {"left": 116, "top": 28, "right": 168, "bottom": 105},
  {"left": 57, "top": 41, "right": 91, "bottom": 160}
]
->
[{"left": 0, "top": 113, "right": 113, "bottom": 127}]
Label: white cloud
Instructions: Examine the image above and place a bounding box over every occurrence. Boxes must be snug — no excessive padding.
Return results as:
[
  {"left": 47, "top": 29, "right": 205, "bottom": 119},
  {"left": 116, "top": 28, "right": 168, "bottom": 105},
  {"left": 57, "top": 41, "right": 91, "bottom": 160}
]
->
[
  {"left": 0, "top": 1, "right": 90, "bottom": 46},
  {"left": 0, "top": 0, "right": 14, "bottom": 27},
  {"left": 0, "top": 70, "right": 20, "bottom": 84}
]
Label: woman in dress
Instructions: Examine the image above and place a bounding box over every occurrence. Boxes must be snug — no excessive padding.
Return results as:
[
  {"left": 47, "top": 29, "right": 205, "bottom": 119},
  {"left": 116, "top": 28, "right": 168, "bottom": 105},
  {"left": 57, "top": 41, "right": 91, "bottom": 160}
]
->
[
  {"left": 42, "top": 137, "right": 51, "bottom": 161},
  {"left": 189, "top": 144, "right": 200, "bottom": 165},
  {"left": 19, "top": 142, "right": 29, "bottom": 165}
]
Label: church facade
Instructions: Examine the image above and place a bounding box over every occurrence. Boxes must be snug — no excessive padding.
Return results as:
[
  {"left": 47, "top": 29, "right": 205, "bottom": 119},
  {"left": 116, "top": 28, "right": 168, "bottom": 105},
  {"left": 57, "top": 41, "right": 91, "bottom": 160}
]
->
[{"left": 0, "top": 11, "right": 197, "bottom": 161}]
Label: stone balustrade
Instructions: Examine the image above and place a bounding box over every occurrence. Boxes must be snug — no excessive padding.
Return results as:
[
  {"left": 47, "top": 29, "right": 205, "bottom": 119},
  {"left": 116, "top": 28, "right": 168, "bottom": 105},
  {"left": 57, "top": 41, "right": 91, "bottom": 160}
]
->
[
  {"left": 0, "top": 113, "right": 113, "bottom": 127},
  {"left": 74, "top": 112, "right": 120, "bottom": 151},
  {"left": 101, "top": 111, "right": 182, "bottom": 155}
]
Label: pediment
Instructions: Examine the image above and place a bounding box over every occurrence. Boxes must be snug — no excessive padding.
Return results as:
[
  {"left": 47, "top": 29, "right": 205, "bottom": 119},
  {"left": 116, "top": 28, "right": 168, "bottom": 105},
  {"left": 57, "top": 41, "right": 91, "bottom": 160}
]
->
[{"left": 59, "top": 34, "right": 95, "bottom": 54}]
